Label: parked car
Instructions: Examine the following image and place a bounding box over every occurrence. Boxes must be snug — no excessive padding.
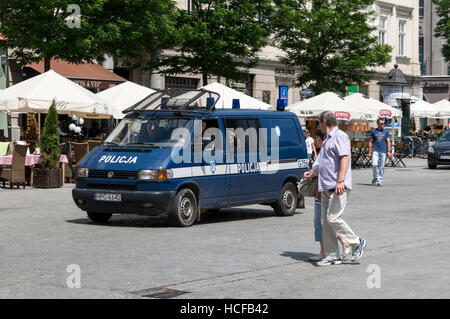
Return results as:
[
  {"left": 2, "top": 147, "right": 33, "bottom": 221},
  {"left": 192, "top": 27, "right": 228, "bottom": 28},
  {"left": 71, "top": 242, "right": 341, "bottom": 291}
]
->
[{"left": 427, "top": 129, "right": 450, "bottom": 169}]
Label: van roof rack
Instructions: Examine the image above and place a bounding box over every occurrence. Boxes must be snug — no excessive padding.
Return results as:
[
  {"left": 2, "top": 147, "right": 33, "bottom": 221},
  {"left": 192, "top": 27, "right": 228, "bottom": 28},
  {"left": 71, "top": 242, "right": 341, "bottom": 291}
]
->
[{"left": 122, "top": 89, "right": 220, "bottom": 114}]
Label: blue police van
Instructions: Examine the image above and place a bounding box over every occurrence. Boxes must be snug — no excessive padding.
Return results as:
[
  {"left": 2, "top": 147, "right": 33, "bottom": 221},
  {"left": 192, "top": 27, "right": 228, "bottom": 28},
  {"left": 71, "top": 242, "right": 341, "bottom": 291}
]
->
[{"left": 72, "top": 89, "right": 309, "bottom": 226}]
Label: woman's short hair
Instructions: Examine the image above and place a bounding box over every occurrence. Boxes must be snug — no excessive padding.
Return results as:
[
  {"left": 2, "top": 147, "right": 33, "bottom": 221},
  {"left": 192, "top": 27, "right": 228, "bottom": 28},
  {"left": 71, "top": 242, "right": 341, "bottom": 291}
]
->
[{"left": 315, "top": 128, "right": 325, "bottom": 139}]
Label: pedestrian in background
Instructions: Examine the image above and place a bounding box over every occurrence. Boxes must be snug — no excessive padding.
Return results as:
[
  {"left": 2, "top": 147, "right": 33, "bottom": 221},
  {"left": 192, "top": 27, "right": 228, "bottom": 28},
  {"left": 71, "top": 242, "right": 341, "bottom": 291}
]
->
[
  {"left": 304, "top": 129, "right": 317, "bottom": 160},
  {"left": 305, "top": 127, "right": 326, "bottom": 262},
  {"left": 306, "top": 111, "right": 366, "bottom": 266},
  {"left": 368, "top": 118, "right": 391, "bottom": 187}
]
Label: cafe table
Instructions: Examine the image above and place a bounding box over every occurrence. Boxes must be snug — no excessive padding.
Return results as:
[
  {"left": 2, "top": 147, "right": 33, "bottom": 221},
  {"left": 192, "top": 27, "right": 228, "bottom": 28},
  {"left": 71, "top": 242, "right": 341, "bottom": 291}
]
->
[{"left": 0, "top": 154, "right": 69, "bottom": 185}]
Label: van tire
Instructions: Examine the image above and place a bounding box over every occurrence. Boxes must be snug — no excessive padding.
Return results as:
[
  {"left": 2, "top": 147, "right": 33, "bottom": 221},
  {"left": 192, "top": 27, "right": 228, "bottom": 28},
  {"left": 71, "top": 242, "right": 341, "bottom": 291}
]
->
[
  {"left": 169, "top": 188, "right": 198, "bottom": 227},
  {"left": 87, "top": 212, "right": 112, "bottom": 223},
  {"left": 273, "top": 182, "right": 298, "bottom": 216}
]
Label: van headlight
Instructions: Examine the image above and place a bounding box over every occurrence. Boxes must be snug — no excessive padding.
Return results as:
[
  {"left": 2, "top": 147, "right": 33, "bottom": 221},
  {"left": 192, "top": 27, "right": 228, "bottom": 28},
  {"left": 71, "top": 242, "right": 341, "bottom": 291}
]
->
[
  {"left": 428, "top": 142, "right": 435, "bottom": 153},
  {"left": 76, "top": 167, "right": 89, "bottom": 178},
  {"left": 138, "top": 169, "right": 173, "bottom": 181}
]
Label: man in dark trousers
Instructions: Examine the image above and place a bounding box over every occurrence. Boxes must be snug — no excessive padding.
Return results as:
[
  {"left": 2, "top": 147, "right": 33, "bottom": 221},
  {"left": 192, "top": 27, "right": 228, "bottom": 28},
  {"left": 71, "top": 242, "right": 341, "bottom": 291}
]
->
[{"left": 368, "top": 118, "right": 391, "bottom": 187}]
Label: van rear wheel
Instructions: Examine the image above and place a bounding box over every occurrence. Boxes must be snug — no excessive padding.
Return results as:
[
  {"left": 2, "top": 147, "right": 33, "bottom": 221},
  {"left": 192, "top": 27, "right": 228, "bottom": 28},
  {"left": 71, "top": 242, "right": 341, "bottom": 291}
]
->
[
  {"left": 169, "top": 188, "right": 197, "bottom": 227},
  {"left": 87, "top": 212, "right": 112, "bottom": 223},
  {"left": 273, "top": 182, "right": 297, "bottom": 216}
]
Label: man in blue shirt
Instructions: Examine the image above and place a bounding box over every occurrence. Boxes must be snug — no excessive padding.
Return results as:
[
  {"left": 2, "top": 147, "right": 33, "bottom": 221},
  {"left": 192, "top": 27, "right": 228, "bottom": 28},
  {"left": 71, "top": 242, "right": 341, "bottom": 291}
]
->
[{"left": 368, "top": 118, "right": 391, "bottom": 187}]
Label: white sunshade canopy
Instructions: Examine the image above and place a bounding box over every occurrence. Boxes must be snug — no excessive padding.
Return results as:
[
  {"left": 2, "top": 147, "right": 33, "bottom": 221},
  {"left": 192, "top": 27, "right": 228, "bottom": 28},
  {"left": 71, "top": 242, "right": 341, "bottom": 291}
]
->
[
  {"left": 288, "top": 91, "right": 374, "bottom": 121},
  {"left": 432, "top": 99, "right": 450, "bottom": 116},
  {"left": 97, "top": 81, "right": 156, "bottom": 119},
  {"left": 201, "top": 82, "right": 272, "bottom": 110},
  {"left": 410, "top": 96, "right": 440, "bottom": 118},
  {"left": 0, "top": 70, "right": 110, "bottom": 115},
  {"left": 0, "top": 89, "right": 16, "bottom": 111},
  {"left": 345, "top": 93, "right": 402, "bottom": 119}
]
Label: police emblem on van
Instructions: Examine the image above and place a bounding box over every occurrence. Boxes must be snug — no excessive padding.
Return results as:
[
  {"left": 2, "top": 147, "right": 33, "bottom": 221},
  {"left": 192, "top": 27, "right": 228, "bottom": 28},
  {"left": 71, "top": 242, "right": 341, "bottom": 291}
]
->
[
  {"left": 210, "top": 161, "right": 216, "bottom": 174},
  {"left": 107, "top": 171, "right": 114, "bottom": 179}
]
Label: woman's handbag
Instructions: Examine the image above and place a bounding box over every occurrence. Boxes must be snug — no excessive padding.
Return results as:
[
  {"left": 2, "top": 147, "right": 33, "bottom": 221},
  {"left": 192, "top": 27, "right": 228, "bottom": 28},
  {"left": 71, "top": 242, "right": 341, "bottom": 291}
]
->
[{"left": 298, "top": 176, "right": 318, "bottom": 197}]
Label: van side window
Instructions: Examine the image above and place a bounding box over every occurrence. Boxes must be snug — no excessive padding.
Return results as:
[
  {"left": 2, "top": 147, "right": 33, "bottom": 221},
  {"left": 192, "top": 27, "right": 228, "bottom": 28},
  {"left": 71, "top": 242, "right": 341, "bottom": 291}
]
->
[
  {"left": 224, "top": 118, "right": 263, "bottom": 153},
  {"left": 194, "top": 119, "right": 221, "bottom": 151},
  {"left": 270, "top": 119, "right": 302, "bottom": 148}
]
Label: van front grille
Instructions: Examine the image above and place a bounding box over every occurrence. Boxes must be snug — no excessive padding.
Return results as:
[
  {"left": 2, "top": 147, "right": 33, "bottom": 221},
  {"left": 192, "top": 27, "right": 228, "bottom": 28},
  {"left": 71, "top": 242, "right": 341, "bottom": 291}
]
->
[
  {"left": 88, "top": 170, "right": 137, "bottom": 180},
  {"left": 86, "top": 183, "right": 137, "bottom": 191}
]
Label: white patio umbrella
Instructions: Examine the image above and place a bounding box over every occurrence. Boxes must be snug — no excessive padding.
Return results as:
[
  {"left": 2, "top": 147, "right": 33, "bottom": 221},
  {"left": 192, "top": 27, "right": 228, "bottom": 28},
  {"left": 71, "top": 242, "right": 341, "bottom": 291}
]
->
[
  {"left": 288, "top": 92, "right": 374, "bottom": 120},
  {"left": 0, "top": 70, "right": 110, "bottom": 115},
  {"left": 345, "top": 93, "right": 402, "bottom": 119},
  {"left": 410, "top": 96, "right": 438, "bottom": 118},
  {"left": 97, "top": 81, "right": 155, "bottom": 119},
  {"left": 201, "top": 82, "right": 272, "bottom": 110},
  {"left": 432, "top": 99, "right": 450, "bottom": 116},
  {"left": 0, "top": 89, "right": 16, "bottom": 111}
]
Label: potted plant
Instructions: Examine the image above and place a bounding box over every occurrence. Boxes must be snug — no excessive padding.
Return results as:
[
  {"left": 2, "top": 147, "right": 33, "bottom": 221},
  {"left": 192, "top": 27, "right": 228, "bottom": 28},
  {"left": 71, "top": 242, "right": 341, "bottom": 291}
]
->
[
  {"left": 33, "top": 101, "right": 63, "bottom": 188},
  {"left": 23, "top": 112, "right": 40, "bottom": 154}
]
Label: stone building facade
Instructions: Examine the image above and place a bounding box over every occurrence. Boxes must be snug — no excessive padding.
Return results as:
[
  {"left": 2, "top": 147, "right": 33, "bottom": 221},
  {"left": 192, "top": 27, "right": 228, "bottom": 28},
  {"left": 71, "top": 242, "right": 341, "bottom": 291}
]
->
[
  {"left": 418, "top": 0, "right": 450, "bottom": 103},
  {"left": 126, "top": 0, "right": 421, "bottom": 105}
]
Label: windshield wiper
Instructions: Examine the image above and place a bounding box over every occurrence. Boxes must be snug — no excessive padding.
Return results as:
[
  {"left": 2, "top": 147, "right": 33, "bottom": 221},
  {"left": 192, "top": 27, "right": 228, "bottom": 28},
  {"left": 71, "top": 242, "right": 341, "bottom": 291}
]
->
[
  {"left": 125, "top": 142, "right": 162, "bottom": 148},
  {"left": 103, "top": 141, "right": 119, "bottom": 146}
]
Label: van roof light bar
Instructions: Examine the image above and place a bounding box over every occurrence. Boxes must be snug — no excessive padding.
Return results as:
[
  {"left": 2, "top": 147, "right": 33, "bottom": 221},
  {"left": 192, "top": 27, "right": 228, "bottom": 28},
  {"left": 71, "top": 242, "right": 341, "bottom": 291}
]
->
[{"left": 122, "top": 89, "right": 220, "bottom": 114}]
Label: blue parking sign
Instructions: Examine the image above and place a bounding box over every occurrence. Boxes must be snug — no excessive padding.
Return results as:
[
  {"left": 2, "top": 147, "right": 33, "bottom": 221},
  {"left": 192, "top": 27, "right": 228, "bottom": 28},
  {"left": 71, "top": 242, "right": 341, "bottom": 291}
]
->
[{"left": 279, "top": 86, "right": 288, "bottom": 105}]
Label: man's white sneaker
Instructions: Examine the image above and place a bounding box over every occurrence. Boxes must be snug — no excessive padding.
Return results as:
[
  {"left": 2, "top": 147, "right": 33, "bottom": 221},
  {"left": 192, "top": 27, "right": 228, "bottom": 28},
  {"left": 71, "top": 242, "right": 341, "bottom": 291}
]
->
[
  {"left": 315, "top": 256, "right": 342, "bottom": 267},
  {"left": 352, "top": 238, "right": 367, "bottom": 262},
  {"left": 308, "top": 255, "right": 325, "bottom": 262}
]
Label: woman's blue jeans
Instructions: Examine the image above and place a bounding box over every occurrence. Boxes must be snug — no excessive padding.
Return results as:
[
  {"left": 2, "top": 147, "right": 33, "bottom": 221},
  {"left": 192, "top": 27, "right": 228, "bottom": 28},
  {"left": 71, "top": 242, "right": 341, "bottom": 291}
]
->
[{"left": 314, "top": 198, "right": 322, "bottom": 242}]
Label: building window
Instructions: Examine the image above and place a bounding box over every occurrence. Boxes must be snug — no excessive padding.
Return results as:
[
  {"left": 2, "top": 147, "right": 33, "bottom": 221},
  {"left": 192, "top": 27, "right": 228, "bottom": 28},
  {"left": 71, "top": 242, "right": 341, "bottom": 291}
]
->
[
  {"left": 399, "top": 20, "right": 407, "bottom": 56},
  {"left": 419, "top": 0, "right": 424, "bottom": 18},
  {"left": 187, "top": 0, "right": 192, "bottom": 12},
  {"left": 165, "top": 76, "right": 199, "bottom": 90},
  {"left": 359, "top": 85, "right": 369, "bottom": 96},
  {"left": 378, "top": 17, "right": 387, "bottom": 45},
  {"left": 419, "top": 37, "right": 425, "bottom": 74}
]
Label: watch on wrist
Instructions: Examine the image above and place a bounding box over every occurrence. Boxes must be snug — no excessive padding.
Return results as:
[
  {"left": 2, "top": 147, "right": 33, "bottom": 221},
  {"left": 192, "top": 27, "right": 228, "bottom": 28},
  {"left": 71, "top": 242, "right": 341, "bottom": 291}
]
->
[{"left": 337, "top": 179, "right": 345, "bottom": 183}]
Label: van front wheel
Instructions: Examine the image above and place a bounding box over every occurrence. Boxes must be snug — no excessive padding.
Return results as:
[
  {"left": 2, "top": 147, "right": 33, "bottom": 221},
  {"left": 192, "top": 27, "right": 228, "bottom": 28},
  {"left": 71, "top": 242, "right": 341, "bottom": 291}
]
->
[
  {"left": 273, "top": 182, "right": 297, "bottom": 216},
  {"left": 169, "top": 189, "right": 197, "bottom": 227}
]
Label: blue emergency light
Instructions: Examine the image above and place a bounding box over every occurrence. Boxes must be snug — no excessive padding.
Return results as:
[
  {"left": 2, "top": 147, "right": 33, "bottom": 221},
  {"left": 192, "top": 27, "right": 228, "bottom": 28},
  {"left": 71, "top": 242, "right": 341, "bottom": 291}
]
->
[
  {"left": 232, "top": 99, "right": 240, "bottom": 109},
  {"left": 206, "top": 97, "right": 215, "bottom": 110},
  {"left": 161, "top": 97, "right": 169, "bottom": 110},
  {"left": 277, "top": 99, "right": 287, "bottom": 111}
]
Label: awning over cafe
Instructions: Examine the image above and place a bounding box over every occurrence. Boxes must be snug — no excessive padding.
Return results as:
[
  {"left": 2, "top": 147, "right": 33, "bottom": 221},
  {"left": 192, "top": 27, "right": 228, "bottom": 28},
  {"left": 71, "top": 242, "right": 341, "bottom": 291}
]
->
[{"left": 26, "top": 60, "right": 126, "bottom": 91}]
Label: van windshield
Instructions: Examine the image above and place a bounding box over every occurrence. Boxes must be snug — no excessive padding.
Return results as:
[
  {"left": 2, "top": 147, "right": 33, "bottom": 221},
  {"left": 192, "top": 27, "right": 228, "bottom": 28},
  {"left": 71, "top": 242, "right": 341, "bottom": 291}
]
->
[{"left": 104, "top": 117, "right": 194, "bottom": 147}]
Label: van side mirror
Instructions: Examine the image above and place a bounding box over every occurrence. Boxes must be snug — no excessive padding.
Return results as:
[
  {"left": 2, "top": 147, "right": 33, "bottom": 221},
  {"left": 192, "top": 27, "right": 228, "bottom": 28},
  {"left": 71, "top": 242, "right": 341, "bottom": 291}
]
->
[{"left": 101, "top": 133, "right": 107, "bottom": 143}]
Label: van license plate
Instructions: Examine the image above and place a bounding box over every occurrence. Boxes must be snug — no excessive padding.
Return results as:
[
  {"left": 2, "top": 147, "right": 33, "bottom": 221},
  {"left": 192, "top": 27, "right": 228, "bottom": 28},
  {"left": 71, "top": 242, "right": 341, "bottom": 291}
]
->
[
  {"left": 440, "top": 155, "right": 450, "bottom": 160},
  {"left": 94, "top": 193, "right": 122, "bottom": 202}
]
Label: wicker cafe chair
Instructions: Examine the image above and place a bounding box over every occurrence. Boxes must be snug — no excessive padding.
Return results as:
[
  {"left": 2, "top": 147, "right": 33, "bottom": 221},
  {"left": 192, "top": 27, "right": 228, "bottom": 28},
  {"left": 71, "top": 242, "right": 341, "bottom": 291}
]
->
[
  {"left": 73, "top": 142, "right": 89, "bottom": 165},
  {"left": 72, "top": 142, "right": 89, "bottom": 179},
  {"left": 87, "top": 140, "right": 102, "bottom": 152},
  {"left": 0, "top": 143, "right": 29, "bottom": 189}
]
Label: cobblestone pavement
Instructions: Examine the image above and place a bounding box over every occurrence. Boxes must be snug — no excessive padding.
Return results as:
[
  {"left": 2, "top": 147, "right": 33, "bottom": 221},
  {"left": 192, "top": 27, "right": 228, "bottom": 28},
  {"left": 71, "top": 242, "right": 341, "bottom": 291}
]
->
[{"left": 1, "top": 158, "right": 449, "bottom": 298}]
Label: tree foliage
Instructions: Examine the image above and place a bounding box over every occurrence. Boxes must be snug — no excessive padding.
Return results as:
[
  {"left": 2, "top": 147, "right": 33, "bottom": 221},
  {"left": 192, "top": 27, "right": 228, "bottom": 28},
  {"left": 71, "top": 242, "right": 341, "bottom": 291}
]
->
[
  {"left": 273, "top": 0, "right": 392, "bottom": 94},
  {"left": 0, "top": 0, "right": 177, "bottom": 71},
  {"left": 40, "top": 101, "right": 60, "bottom": 169},
  {"left": 433, "top": 0, "right": 450, "bottom": 62},
  {"left": 158, "top": 0, "right": 274, "bottom": 85}
]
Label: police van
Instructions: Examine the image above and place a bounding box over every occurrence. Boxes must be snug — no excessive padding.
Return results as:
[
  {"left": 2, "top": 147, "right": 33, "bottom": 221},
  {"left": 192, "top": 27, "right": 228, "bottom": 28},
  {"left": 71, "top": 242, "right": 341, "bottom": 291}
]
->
[{"left": 72, "top": 89, "right": 309, "bottom": 226}]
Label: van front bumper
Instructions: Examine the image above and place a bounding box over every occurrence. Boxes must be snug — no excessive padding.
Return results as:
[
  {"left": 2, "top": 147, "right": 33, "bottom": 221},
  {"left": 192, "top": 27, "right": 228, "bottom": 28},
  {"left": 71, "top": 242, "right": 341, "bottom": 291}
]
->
[{"left": 72, "top": 188, "right": 176, "bottom": 216}]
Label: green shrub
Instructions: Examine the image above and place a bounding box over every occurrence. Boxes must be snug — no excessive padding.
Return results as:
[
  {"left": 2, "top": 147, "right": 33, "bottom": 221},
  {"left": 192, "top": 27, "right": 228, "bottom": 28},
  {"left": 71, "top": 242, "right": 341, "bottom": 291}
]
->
[{"left": 40, "top": 100, "right": 60, "bottom": 169}]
